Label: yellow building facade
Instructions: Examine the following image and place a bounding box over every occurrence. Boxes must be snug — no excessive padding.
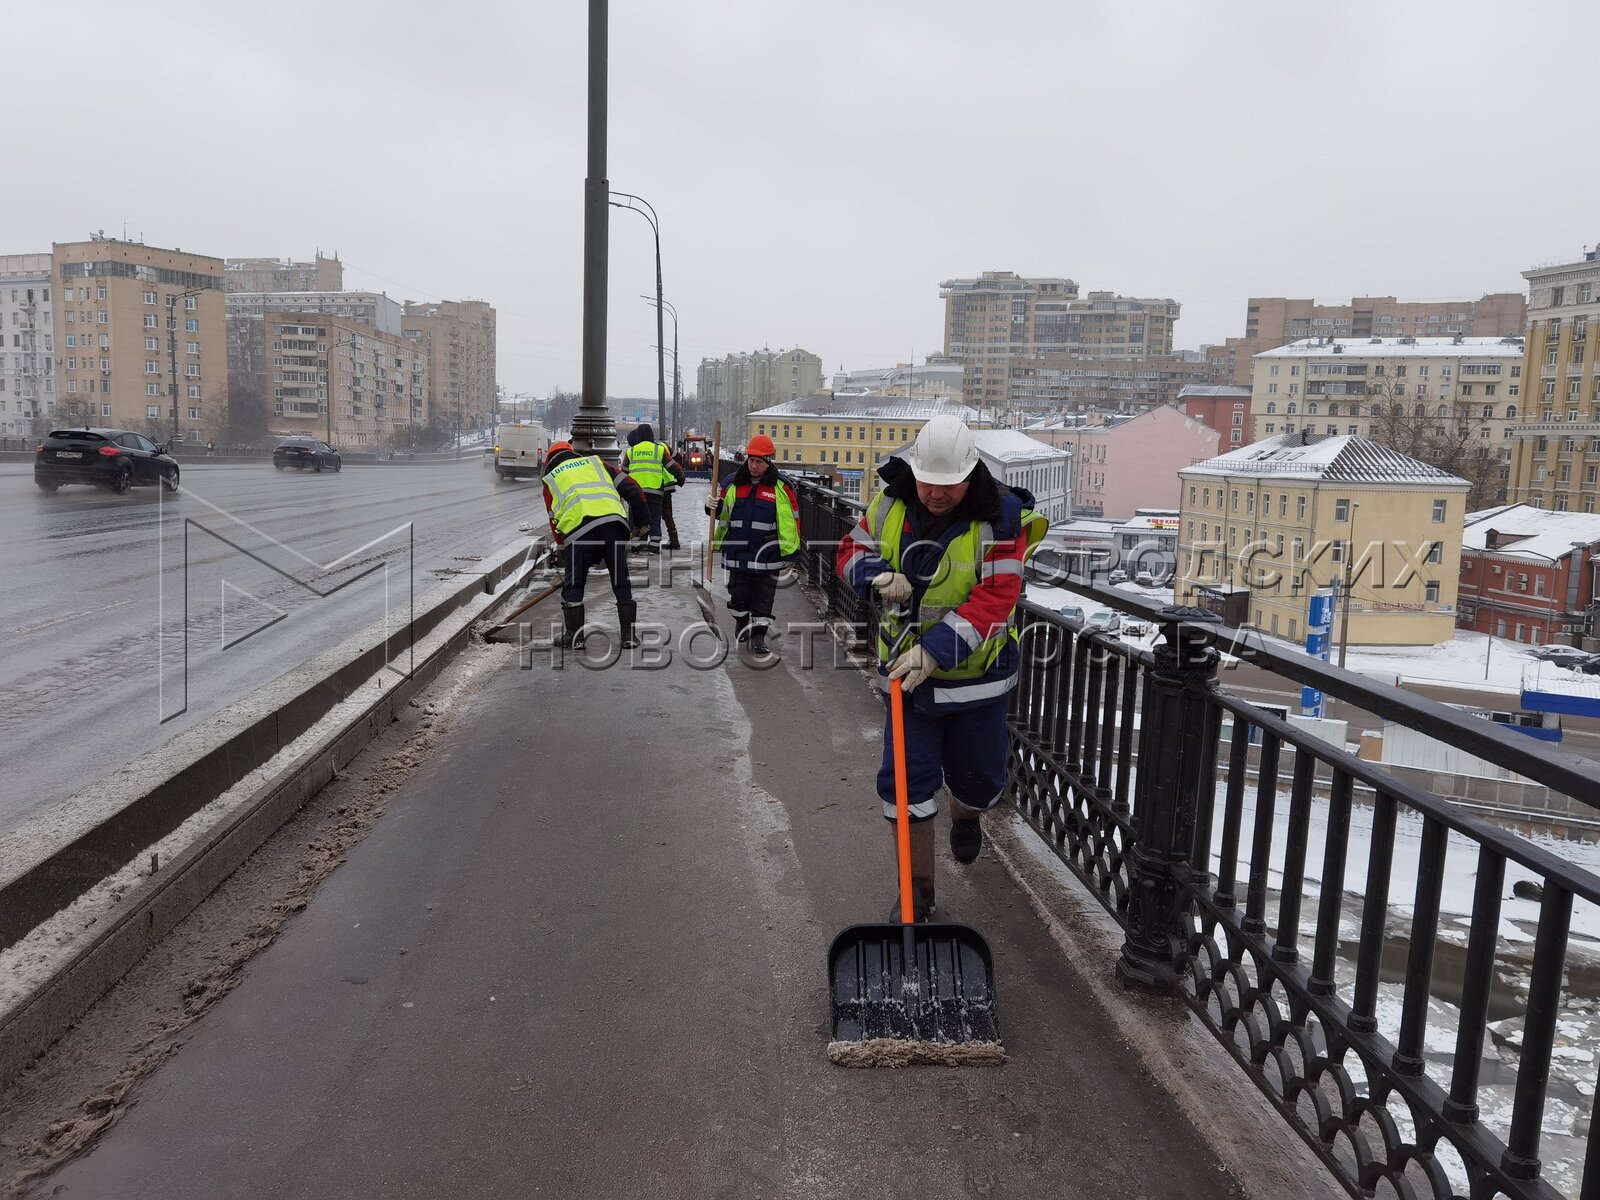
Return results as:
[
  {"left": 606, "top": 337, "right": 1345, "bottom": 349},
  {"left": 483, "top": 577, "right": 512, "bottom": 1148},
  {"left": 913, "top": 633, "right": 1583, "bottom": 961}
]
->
[
  {"left": 1508, "top": 250, "right": 1600, "bottom": 513},
  {"left": 746, "top": 398, "right": 980, "bottom": 504},
  {"left": 1178, "top": 434, "right": 1470, "bottom": 646}
]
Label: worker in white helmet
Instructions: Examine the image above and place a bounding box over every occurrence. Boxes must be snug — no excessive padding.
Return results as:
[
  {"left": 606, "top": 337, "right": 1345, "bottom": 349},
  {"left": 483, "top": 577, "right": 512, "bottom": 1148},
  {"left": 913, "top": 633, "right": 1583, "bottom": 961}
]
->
[{"left": 835, "top": 414, "right": 1047, "bottom": 919}]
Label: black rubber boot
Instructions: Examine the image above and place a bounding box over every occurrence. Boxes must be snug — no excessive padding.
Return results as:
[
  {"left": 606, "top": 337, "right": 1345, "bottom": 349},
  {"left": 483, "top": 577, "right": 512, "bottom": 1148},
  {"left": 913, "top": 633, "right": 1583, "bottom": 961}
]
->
[
  {"left": 733, "top": 613, "right": 750, "bottom": 643},
  {"left": 950, "top": 815, "right": 983, "bottom": 864},
  {"left": 555, "top": 603, "right": 585, "bottom": 649},
  {"left": 748, "top": 625, "right": 769, "bottom": 657},
  {"left": 618, "top": 600, "right": 639, "bottom": 649}
]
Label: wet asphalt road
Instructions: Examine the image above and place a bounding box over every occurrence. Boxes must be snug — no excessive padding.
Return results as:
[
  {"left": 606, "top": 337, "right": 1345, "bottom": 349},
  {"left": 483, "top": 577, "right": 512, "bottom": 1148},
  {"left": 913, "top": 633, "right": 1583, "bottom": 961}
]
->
[{"left": 0, "top": 457, "right": 549, "bottom": 834}]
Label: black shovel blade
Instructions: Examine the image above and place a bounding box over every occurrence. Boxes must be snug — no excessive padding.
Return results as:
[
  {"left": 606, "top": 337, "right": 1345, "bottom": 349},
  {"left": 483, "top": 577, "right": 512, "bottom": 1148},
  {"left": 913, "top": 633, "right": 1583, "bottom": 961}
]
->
[{"left": 827, "top": 921, "right": 1000, "bottom": 1044}]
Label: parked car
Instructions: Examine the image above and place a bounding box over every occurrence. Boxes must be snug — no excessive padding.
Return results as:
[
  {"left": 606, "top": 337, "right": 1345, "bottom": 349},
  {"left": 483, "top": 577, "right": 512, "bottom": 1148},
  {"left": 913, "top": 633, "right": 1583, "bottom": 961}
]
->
[
  {"left": 1134, "top": 571, "right": 1161, "bottom": 587},
  {"left": 1108, "top": 568, "right": 1129, "bottom": 585},
  {"left": 1575, "top": 656, "right": 1600, "bottom": 676},
  {"left": 1530, "top": 645, "right": 1594, "bottom": 666},
  {"left": 1057, "top": 604, "right": 1086, "bottom": 625},
  {"left": 1086, "top": 610, "right": 1123, "bottom": 634},
  {"left": 35, "top": 427, "right": 180, "bottom": 496},
  {"left": 273, "top": 437, "right": 342, "bottom": 473},
  {"left": 1122, "top": 619, "right": 1149, "bottom": 638}
]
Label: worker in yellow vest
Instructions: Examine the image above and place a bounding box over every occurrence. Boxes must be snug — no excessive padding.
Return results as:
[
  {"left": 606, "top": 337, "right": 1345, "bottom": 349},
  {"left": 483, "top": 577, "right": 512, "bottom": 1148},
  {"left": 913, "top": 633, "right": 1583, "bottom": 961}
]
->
[
  {"left": 542, "top": 441, "right": 650, "bottom": 649},
  {"left": 836, "top": 415, "right": 1046, "bottom": 919},
  {"left": 623, "top": 423, "right": 685, "bottom": 554}
]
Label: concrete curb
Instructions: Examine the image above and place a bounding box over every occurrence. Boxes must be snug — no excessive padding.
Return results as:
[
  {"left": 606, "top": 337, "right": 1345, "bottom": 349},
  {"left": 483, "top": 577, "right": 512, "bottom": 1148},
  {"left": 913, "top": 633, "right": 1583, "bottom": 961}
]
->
[{"left": 0, "top": 539, "right": 546, "bottom": 1087}]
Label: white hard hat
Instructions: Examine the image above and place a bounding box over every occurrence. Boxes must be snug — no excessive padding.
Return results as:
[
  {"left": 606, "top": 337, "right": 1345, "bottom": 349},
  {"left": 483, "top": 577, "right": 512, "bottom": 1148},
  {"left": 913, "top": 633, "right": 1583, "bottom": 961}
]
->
[{"left": 907, "top": 414, "right": 978, "bottom": 486}]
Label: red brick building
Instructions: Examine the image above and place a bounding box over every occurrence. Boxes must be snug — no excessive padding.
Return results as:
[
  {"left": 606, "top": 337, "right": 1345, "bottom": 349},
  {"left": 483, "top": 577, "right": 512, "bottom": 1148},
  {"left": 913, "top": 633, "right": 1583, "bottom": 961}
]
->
[
  {"left": 1457, "top": 504, "right": 1600, "bottom": 645},
  {"left": 1177, "top": 385, "right": 1253, "bottom": 451}
]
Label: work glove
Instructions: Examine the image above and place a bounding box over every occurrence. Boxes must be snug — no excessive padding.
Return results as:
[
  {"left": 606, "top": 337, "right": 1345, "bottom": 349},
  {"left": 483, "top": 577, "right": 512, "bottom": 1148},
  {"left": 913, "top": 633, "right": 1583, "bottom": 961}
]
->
[
  {"left": 704, "top": 496, "right": 720, "bottom": 516},
  {"left": 886, "top": 644, "right": 937, "bottom": 693},
  {"left": 871, "top": 572, "right": 914, "bottom": 606},
  {"left": 631, "top": 526, "right": 649, "bottom": 540}
]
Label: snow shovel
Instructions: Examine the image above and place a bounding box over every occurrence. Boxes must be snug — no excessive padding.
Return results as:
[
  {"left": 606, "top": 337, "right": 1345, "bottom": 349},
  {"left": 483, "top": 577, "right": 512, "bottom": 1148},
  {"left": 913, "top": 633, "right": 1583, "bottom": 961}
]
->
[
  {"left": 825, "top": 676, "right": 1003, "bottom": 1066},
  {"left": 690, "top": 578, "right": 721, "bottom": 638}
]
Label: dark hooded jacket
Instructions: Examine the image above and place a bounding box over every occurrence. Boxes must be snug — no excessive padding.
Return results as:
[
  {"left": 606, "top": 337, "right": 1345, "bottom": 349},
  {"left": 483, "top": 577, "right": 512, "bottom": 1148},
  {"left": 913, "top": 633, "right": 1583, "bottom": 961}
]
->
[{"left": 624, "top": 423, "right": 685, "bottom": 491}]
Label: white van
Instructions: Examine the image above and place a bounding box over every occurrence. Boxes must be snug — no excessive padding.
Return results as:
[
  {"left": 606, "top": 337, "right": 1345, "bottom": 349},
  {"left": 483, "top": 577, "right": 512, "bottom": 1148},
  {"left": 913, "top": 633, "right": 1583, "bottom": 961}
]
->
[{"left": 494, "top": 424, "right": 548, "bottom": 481}]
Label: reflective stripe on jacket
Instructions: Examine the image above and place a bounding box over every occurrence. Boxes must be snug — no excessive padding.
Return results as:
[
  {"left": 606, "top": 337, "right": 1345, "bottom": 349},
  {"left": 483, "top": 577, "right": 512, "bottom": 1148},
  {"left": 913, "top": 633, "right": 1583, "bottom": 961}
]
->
[
  {"left": 626, "top": 441, "right": 670, "bottom": 492},
  {"left": 544, "top": 453, "right": 630, "bottom": 540},
  {"left": 869, "top": 491, "right": 1047, "bottom": 705},
  {"left": 713, "top": 477, "right": 800, "bottom": 572}
]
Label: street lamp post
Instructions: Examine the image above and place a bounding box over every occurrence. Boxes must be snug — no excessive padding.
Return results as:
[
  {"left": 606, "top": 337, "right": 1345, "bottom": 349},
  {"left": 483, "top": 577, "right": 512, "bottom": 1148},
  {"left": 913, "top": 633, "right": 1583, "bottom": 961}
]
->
[
  {"left": 611, "top": 191, "right": 666, "bottom": 440},
  {"left": 1337, "top": 501, "right": 1361, "bottom": 669},
  {"left": 641, "top": 294, "right": 678, "bottom": 443},
  {"left": 167, "top": 287, "right": 207, "bottom": 448},
  {"left": 574, "top": 0, "right": 620, "bottom": 463}
]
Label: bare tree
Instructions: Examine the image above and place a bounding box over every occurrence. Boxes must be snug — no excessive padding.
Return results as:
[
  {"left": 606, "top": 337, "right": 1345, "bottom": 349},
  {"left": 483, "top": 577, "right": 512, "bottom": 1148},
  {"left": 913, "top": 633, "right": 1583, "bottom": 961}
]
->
[{"left": 1363, "top": 376, "right": 1502, "bottom": 509}]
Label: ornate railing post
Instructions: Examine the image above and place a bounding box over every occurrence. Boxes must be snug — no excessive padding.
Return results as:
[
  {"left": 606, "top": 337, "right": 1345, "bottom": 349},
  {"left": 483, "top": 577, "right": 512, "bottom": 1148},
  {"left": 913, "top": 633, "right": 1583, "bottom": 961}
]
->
[{"left": 1117, "top": 606, "right": 1222, "bottom": 995}]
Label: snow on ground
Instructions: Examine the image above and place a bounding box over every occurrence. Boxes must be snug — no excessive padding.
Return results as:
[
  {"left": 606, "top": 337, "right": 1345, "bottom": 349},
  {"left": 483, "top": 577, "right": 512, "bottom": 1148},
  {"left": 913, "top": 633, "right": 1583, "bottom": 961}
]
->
[{"left": 1024, "top": 580, "right": 1581, "bottom": 696}]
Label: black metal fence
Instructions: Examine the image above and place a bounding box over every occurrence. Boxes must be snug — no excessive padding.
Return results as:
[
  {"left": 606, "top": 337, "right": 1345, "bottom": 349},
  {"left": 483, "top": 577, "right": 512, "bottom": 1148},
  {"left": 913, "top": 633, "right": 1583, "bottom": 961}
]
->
[{"left": 791, "top": 479, "right": 1600, "bottom": 1200}]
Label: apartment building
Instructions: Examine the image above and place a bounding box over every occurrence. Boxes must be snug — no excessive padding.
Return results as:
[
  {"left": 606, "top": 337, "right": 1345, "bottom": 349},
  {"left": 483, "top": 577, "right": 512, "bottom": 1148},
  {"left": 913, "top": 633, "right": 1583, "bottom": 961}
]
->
[
  {"left": 402, "top": 300, "right": 497, "bottom": 432},
  {"left": 0, "top": 254, "right": 55, "bottom": 438},
  {"left": 267, "top": 314, "right": 425, "bottom": 448},
  {"left": 940, "top": 271, "right": 1181, "bottom": 411},
  {"left": 746, "top": 395, "right": 978, "bottom": 504},
  {"left": 1008, "top": 353, "right": 1214, "bottom": 415},
  {"left": 1215, "top": 293, "right": 1526, "bottom": 387},
  {"left": 1024, "top": 404, "right": 1218, "bottom": 519},
  {"left": 832, "top": 359, "right": 964, "bottom": 400},
  {"left": 1249, "top": 336, "right": 1526, "bottom": 506},
  {"left": 699, "top": 348, "right": 824, "bottom": 432},
  {"left": 1176, "top": 433, "right": 1469, "bottom": 646},
  {"left": 225, "top": 254, "right": 343, "bottom": 294},
  {"left": 1507, "top": 249, "right": 1600, "bottom": 513},
  {"left": 51, "top": 235, "right": 227, "bottom": 446},
  {"left": 1457, "top": 504, "right": 1600, "bottom": 646},
  {"left": 228, "top": 291, "right": 402, "bottom": 334},
  {"left": 1177, "top": 385, "right": 1253, "bottom": 450}
]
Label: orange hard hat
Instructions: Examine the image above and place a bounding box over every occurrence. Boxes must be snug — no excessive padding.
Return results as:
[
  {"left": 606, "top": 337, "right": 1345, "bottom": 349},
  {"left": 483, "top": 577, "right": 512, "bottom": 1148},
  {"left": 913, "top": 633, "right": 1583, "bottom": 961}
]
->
[
  {"left": 745, "top": 434, "right": 776, "bottom": 458},
  {"left": 546, "top": 441, "right": 574, "bottom": 457}
]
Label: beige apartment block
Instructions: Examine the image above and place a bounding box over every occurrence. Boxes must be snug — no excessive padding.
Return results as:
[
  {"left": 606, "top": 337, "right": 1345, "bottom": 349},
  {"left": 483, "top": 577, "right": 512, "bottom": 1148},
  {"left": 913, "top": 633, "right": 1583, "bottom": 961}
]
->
[
  {"left": 1177, "top": 433, "right": 1470, "bottom": 646},
  {"left": 403, "top": 300, "right": 497, "bottom": 433},
  {"left": 1248, "top": 336, "right": 1526, "bottom": 509},
  {"left": 1008, "top": 352, "right": 1214, "bottom": 414},
  {"left": 1219, "top": 294, "right": 1526, "bottom": 386},
  {"left": 1508, "top": 249, "right": 1600, "bottom": 513},
  {"left": 268, "top": 313, "right": 426, "bottom": 449},
  {"left": 225, "top": 254, "right": 343, "bottom": 294},
  {"left": 52, "top": 236, "right": 227, "bottom": 446},
  {"left": 941, "top": 271, "right": 1180, "bottom": 412},
  {"left": 698, "top": 348, "right": 824, "bottom": 432},
  {"left": 0, "top": 253, "right": 56, "bottom": 439}
]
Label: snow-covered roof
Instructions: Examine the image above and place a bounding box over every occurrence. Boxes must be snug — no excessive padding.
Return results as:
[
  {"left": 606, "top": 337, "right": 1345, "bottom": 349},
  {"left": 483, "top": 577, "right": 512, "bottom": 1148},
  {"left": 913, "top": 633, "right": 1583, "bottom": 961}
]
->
[
  {"left": 750, "top": 395, "right": 977, "bottom": 421},
  {"left": 1119, "top": 511, "right": 1181, "bottom": 531},
  {"left": 1257, "top": 336, "right": 1525, "bottom": 360},
  {"left": 1181, "top": 432, "right": 1469, "bottom": 486},
  {"left": 1177, "top": 385, "right": 1252, "bottom": 398},
  {"left": 969, "top": 430, "right": 1070, "bottom": 463},
  {"left": 1462, "top": 503, "right": 1600, "bottom": 562}
]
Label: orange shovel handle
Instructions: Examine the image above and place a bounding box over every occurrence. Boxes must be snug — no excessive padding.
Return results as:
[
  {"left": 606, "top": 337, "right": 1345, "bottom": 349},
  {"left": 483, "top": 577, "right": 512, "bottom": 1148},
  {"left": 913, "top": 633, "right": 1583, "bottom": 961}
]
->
[{"left": 890, "top": 678, "right": 914, "bottom": 925}]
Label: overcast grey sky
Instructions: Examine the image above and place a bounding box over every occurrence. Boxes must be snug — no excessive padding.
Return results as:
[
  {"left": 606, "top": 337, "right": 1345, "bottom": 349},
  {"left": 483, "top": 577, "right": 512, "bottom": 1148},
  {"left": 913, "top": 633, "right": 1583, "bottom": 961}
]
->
[{"left": 9, "top": 0, "right": 1598, "bottom": 400}]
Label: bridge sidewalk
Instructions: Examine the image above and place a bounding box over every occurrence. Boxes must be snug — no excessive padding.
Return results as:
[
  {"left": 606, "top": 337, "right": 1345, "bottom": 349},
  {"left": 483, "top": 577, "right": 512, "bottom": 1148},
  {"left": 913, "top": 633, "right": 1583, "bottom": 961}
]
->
[{"left": 40, "top": 566, "right": 1324, "bottom": 1199}]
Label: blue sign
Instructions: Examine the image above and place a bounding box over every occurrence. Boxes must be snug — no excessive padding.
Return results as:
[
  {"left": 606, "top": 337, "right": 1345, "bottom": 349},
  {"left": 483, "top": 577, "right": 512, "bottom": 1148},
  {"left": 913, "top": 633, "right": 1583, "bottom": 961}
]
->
[
  {"left": 1305, "top": 630, "right": 1330, "bottom": 661},
  {"left": 1308, "top": 588, "right": 1335, "bottom": 629},
  {"left": 1301, "top": 686, "right": 1324, "bottom": 719}
]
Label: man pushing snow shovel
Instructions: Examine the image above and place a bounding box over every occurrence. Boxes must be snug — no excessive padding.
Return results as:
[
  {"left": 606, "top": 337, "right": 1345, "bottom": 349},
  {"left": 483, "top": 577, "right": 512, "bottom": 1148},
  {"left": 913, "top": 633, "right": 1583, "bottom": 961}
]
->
[{"left": 835, "top": 415, "right": 1047, "bottom": 919}]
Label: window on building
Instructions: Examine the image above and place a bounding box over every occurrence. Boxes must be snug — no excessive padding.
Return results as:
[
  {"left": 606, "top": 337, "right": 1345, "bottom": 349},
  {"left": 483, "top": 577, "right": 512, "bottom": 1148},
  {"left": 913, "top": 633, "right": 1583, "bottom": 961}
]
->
[
  {"left": 1432, "top": 499, "right": 1447, "bottom": 522},
  {"left": 1425, "top": 581, "right": 1440, "bottom": 603},
  {"left": 1297, "top": 496, "right": 1306, "bottom": 519}
]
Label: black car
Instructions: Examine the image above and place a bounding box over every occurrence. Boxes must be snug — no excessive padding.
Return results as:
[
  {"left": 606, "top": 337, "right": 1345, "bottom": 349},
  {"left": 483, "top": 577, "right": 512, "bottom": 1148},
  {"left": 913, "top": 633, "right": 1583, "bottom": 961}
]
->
[
  {"left": 273, "top": 437, "right": 342, "bottom": 473},
  {"left": 35, "top": 427, "right": 180, "bottom": 496}
]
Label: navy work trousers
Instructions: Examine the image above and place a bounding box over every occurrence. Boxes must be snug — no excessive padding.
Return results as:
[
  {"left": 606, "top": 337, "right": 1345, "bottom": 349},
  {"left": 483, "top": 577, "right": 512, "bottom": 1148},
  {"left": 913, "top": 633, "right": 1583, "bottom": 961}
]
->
[
  {"left": 877, "top": 692, "right": 1010, "bottom": 823},
  {"left": 562, "top": 520, "right": 633, "bottom": 606}
]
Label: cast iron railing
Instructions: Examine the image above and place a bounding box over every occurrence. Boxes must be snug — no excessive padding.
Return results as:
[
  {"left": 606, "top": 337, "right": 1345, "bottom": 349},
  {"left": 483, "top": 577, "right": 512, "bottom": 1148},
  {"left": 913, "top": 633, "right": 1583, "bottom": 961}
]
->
[{"left": 792, "top": 478, "right": 1600, "bottom": 1200}]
